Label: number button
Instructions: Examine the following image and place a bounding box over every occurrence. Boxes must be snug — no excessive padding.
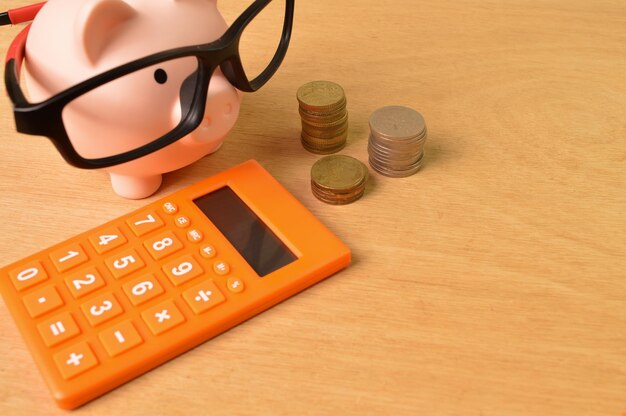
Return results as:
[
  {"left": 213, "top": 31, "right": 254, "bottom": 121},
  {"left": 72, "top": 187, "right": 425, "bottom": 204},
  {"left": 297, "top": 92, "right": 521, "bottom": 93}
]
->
[
  {"left": 162, "top": 255, "right": 203, "bottom": 286},
  {"left": 141, "top": 300, "right": 185, "bottom": 335},
  {"left": 98, "top": 321, "right": 143, "bottom": 357},
  {"left": 80, "top": 292, "right": 123, "bottom": 327},
  {"left": 50, "top": 244, "right": 89, "bottom": 273},
  {"left": 143, "top": 231, "right": 184, "bottom": 261},
  {"left": 64, "top": 267, "right": 106, "bottom": 299},
  {"left": 53, "top": 342, "right": 98, "bottom": 380},
  {"left": 182, "top": 280, "right": 226, "bottom": 315},
  {"left": 22, "top": 286, "right": 64, "bottom": 318},
  {"left": 105, "top": 249, "right": 145, "bottom": 279},
  {"left": 126, "top": 211, "right": 164, "bottom": 237},
  {"left": 37, "top": 312, "right": 81, "bottom": 347},
  {"left": 8, "top": 261, "right": 48, "bottom": 292},
  {"left": 88, "top": 226, "right": 127, "bottom": 254},
  {"left": 122, "top": 274, "right": 164, "bottom": 306}
]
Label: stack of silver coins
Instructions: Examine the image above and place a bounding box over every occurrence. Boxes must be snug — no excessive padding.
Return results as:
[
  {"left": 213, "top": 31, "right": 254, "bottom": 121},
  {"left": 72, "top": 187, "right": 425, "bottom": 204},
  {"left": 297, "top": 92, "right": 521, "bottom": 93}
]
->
[{"left": 368, "top": 106, "right": 427, "bottom": 177}]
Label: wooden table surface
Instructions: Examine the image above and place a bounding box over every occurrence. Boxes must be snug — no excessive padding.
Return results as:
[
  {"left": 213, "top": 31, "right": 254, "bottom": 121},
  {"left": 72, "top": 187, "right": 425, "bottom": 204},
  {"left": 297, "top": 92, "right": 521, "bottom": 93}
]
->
[{"left": 1, "top": 0, "right": 624, "bottom": 414}]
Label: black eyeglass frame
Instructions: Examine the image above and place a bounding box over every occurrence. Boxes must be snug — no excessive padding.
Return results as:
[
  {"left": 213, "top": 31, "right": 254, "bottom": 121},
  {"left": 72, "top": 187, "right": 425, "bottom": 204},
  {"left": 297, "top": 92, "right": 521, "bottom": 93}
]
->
[{"left": 4, "top": 0, "right": 294, "bottom": 169}]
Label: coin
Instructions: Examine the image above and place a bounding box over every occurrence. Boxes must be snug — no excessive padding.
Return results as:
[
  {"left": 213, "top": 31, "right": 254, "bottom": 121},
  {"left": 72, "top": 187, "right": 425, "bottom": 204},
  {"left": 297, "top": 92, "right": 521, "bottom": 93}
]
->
[
  {"left": 368, "top": 106, "right": 427, "bottom": 178},
  {"left": 297, "top": 81, "right": 346, "bottom": 112},
  {"left": 369, "top": 106, "right": 426, "bottom": 141},
  {"left": 310, "top": 155, "right": 368, "bottom": 204},
  {"left": 297, "top": 81, "right": 349, "bottom": 154}
]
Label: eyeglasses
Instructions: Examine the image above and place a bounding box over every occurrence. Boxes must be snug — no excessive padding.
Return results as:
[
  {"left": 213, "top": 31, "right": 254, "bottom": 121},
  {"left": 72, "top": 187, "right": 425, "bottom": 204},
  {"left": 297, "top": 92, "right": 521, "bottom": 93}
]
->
[{"left": 3, "top": 0, "right": 294, "bottom": 169}]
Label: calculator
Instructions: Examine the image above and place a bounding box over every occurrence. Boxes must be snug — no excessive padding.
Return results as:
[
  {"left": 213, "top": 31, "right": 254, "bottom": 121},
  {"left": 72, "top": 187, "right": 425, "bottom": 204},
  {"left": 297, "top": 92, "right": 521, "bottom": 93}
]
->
[{"left": 0, "top": 160, "right": 351, "bottom": 409}]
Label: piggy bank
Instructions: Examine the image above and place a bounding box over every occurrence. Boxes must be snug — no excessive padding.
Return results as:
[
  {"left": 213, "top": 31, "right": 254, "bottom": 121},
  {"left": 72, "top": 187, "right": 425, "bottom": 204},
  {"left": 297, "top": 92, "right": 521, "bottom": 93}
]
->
[{"left": 23, "top": 0, "right": 241, "bottom": 199}]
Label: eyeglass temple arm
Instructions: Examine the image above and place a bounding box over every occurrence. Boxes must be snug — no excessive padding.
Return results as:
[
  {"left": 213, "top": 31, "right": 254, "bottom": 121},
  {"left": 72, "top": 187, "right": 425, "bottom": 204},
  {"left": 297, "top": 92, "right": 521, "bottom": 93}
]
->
[{"left": 1, "top": 2, "right": 46, "bottom": 26}]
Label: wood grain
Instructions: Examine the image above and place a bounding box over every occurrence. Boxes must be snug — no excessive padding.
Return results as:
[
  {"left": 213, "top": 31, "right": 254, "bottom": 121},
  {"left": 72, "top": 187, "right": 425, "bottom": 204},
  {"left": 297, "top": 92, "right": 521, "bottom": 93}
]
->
[{"left": 0, "top": 0, "right": 624, "bottom": 414}]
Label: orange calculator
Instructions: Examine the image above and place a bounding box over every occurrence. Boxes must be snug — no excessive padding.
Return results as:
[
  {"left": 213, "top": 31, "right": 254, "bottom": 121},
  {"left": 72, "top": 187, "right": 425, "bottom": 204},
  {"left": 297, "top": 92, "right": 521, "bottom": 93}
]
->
[{"left": 0, "top": 160, "right": 350, "bottom": 409}]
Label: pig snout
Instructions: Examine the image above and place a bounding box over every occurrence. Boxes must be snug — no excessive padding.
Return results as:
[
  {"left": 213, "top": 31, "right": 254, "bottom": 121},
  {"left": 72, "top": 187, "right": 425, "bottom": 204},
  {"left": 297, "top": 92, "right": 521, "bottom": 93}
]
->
[{"left": 176, "top": 70, "right": 240, "bottom": 145}]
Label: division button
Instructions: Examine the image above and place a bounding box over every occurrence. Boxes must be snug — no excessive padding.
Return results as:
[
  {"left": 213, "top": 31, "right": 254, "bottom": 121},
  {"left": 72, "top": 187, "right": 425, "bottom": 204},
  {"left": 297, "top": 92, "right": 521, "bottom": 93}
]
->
[{"left": 182, "top": 280, "right": 226, "bottom": 315}]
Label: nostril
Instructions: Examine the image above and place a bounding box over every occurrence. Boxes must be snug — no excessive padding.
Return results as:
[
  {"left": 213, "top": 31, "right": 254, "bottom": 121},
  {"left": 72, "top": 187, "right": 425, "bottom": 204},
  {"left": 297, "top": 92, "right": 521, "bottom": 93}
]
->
[{"left": 204, "top": 116, "right": 212, "bottom": 126}]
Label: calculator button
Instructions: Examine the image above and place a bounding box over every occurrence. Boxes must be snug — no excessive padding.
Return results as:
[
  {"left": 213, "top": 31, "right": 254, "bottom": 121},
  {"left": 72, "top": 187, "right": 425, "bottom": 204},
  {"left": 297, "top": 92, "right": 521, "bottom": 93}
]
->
[
  {"left": 143, "top": 231, "right": 184, "bottom": 261},
  {"left": 162, "top": 255, "right": 203, "bottom": 287},
  {"left": 37, "top": 312, "right": 81, "bottom": 347},
  {"left": 99, "top": 321, "right": 143, "bottom": 357},
  {"left": 182, "top": 280, "right": 225, "bottom": 315},
  {"left": 127, "top": 211, "right": 164, "bottom": 237},
  {"left": 22, "top": 286, "right": 64, "bottom": 318},
  {"left": 88, "top": 227, "right": 127, "bottom": 254},
  {"left": 187, "top": 229, "right": 203, "bottom": 243},
  {"left": 64, "top": 267, "right": 106, "bottom": 299},
  {"left": 226, "top": 278, "right": 245, "bottom": 294},
  {"left": 8, "top": 261, "right": 49, "bottom": 292},
  {"left": 105, "top": 249, "right": 146, "bottom": 279},
  {"left": 50, "top": 244, "right": 89, "bottom": 273},
  {"left": 162, "top": 202, "right": 178, "bottom": 215},
  {"left": 174, "top": 215, "right": 190, "bottom": 228},
  {"left": 80, "top": 292, "right": 124, "bottom": 327},
  {"left": 53, "top": 342, "right": 98, "bottom": 380},
  {"left": 141, "top": 300, "right": 185, "bottom": 335},
  {"left": 213, "top": 260, "right": 230, "bottom": 276},
  {"left": 122, "top": 274, "right": 164, "bottom": 306},
  {"left": 200, "top": 244, "right": 217, "bottom": 259}
]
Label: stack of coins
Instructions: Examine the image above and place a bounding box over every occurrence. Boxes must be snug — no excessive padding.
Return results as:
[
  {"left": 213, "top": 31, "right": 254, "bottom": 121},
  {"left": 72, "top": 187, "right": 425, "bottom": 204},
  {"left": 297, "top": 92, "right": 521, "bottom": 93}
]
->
[
  {"left": 310, "top": 155, "right": 368, "bottom": 205},
  {"left": 368, "top": 106, "right": 427, "bottom": 177},
  {"left": 297, "top": 81, "right": 349, "bottom": 154}
]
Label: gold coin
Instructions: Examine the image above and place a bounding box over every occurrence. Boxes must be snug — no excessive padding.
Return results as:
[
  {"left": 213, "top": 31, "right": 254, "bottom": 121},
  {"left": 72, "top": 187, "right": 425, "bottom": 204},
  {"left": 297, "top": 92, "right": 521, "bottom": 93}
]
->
[
  {"left": 297, "top": 81, "right": 346, "bottom": 112},
  {"left": 311, "top": 155, "right": 369, "bottom": 193}
]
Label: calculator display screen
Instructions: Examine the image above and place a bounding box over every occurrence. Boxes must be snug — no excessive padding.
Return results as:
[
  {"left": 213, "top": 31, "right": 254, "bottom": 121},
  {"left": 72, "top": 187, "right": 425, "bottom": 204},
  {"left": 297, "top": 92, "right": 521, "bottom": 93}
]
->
[{"left": 193, "top": 187, "right": 298, "bottom": 277}]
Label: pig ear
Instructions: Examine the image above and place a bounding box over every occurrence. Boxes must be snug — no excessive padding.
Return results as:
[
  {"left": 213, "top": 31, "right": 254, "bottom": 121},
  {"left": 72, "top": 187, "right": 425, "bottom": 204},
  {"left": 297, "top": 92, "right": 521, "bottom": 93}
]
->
[{"left": 76, "top": 0, "right": 137, "bottom": 65}]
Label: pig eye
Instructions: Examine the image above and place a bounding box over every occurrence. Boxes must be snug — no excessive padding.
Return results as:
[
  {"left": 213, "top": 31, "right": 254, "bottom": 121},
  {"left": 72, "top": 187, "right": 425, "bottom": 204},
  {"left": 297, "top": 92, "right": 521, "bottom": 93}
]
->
[{"left": 154, "top": 69, "right": 168, "bottom": 84}]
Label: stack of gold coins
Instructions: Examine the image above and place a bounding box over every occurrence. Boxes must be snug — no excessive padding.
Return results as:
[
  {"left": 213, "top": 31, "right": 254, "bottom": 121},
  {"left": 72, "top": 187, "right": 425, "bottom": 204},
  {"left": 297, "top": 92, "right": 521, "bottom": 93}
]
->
[
  {"left": 297, "top": 81, "right": 349, "bottom": 154},
  {"left": 310, "top": 155, "right": 368, "bottom": 205},
  {"left": 368, "top": 106, "right": 427, "bottom": 177}
]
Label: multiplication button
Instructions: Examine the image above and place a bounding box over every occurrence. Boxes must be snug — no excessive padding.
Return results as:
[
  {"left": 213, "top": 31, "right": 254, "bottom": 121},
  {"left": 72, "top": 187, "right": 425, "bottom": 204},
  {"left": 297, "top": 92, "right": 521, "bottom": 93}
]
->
[{"left": 141, "top": 300, "right": 185, "bottom": 335}]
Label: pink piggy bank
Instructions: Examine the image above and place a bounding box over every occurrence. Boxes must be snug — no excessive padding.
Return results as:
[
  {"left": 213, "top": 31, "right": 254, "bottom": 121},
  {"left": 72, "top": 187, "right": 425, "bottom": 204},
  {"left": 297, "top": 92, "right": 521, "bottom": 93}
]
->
[{"left": 21, "top": 0, "right": 241, "bottom": 199}]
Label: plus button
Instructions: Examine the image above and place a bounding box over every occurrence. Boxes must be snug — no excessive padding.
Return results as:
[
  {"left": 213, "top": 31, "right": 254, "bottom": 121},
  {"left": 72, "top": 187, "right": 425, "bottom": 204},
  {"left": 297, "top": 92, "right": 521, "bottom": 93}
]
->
[{"left": 66, "top": 352, "right": 84, "bottom": 366}]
